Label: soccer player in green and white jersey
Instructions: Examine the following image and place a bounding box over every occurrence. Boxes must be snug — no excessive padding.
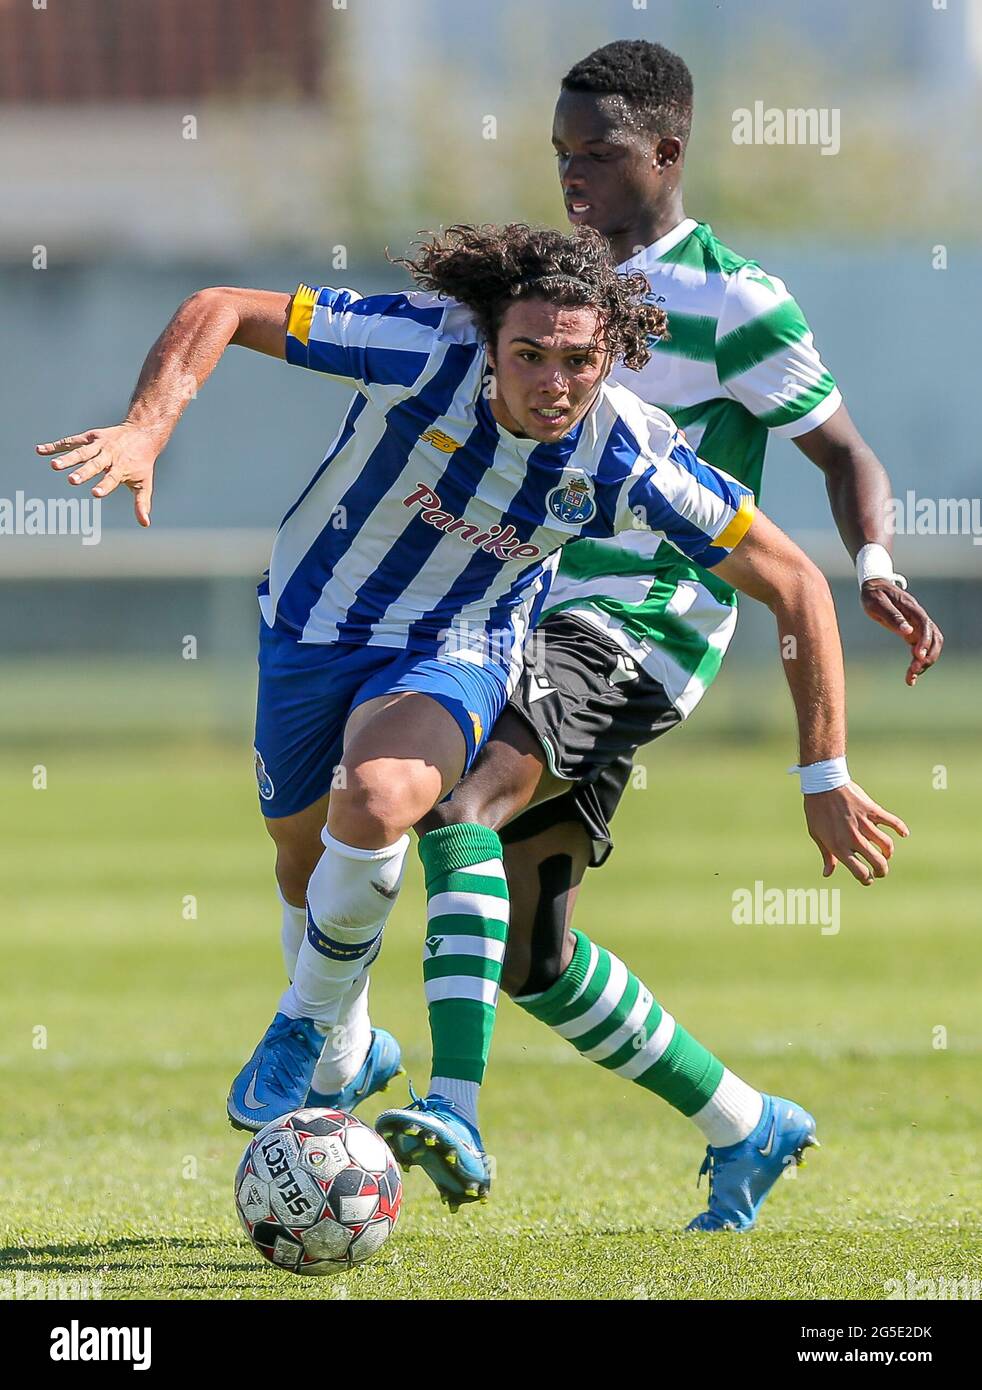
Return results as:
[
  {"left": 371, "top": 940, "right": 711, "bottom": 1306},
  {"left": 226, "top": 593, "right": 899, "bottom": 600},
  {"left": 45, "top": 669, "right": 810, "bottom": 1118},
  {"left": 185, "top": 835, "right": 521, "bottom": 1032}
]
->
[{"left": 376, "top": 41, "right": 942, "bottom": 1230}]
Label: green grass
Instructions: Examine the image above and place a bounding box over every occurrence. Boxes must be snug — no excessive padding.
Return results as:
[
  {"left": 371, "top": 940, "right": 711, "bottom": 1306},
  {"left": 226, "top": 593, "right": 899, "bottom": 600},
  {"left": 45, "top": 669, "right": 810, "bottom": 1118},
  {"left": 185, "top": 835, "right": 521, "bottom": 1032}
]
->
[{"left": 1, "top": 680, "right": 980, "bottom": 1299}]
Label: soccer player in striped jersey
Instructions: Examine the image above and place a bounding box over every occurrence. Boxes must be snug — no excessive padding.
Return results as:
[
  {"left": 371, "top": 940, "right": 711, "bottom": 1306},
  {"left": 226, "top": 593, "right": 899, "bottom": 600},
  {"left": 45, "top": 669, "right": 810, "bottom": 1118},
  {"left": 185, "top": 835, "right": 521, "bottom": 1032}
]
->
[
  {"left": 40, "top": 221, "right": 900, "bottom": 1219},
  {"left": 379, "top": 43, "right": 939, "bottom": 1230}
]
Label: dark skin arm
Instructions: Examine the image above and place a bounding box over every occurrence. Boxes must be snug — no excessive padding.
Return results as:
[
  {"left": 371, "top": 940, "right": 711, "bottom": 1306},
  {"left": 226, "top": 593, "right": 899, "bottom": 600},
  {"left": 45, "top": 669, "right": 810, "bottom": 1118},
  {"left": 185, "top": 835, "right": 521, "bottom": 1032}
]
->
[
  {"left": 426, "top": 511, "right": 909, "bottom": 887},
  {"left": 793, "top": 403, "right": 944, "bottom": 686}
]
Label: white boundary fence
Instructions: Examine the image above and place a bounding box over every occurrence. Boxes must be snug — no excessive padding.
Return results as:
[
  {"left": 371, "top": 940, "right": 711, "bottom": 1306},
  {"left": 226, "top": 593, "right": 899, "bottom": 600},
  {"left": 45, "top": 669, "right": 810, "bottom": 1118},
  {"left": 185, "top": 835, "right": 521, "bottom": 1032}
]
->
[{"left": 2, "top": 529, "right": 981, "bottom": 580}]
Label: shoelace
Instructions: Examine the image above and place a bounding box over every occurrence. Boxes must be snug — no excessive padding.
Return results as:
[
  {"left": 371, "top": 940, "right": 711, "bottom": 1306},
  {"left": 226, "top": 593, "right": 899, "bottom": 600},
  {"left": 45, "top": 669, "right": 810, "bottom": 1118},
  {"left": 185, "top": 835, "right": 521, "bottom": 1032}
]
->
[
  {"left": 696, "top": 1143, "right": 745, "bottom": 1200},
  {"left": 402, "top": 1084, "right": 486, "bottom": 1165},
  {"left": 404, "top": 1082, "right": 459, "bottom": 1116},
  {"left": 696, "top": 1147, "right": 715, "bottom": 1194}
]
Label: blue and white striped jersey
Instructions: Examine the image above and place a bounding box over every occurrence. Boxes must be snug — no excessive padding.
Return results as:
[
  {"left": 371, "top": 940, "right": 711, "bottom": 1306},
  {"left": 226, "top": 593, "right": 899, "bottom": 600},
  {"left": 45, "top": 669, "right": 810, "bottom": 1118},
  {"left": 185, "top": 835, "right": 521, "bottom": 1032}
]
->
[{"left": 258, "top": 283, "right": 755, "bottom": 663}]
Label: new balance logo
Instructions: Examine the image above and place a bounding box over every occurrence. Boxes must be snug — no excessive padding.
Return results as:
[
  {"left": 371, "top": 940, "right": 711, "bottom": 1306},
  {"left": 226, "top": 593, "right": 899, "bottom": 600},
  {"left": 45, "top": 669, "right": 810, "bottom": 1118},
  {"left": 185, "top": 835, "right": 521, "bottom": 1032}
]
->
[
  {"left": 420, "top": 427, "right": 462, "bottom": 453},
  {"left": 425, "top": 935, "right": 444, "bottom": 956}
]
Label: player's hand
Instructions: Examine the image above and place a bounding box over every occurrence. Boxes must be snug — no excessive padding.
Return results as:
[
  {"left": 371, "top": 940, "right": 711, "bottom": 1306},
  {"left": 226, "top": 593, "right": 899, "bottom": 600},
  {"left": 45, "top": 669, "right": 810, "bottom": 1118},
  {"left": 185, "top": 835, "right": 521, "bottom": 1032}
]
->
[
  {"left": 36, "top": 422, "right": 161, "bottom": 527},
  {"left": 861, "top": 579, "right": 943, "bottom": 687},
  {"left": 804, "top": 782, "right": 909, "bottom": 886}
]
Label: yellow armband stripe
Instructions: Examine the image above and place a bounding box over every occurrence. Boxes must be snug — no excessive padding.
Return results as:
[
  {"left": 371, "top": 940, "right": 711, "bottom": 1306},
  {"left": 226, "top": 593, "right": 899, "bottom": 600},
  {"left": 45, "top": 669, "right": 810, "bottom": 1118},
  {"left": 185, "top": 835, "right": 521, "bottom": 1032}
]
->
[
  {"left": 287, "top": 283, "right": 319, "bottom": 347},
  {"left": 714, "top": 495, "right": 755, "bottom": 551}
]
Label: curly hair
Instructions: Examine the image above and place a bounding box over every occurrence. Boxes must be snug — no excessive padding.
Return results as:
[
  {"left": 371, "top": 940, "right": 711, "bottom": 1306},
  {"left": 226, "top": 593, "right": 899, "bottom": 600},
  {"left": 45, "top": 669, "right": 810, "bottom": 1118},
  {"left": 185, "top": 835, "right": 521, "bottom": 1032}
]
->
[
  {"left": 390, "top": 223, "right": 667, "bottom": 372},
  {"left": 563, "top": 40, "right": 693, "bottom": 146}
]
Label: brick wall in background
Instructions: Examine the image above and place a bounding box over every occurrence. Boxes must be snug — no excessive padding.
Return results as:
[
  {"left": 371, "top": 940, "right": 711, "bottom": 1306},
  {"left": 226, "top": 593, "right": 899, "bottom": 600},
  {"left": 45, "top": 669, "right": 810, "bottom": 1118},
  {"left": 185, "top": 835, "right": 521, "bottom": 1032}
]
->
[{"left": 0, "top": 0, "right": 322, "bottom": 103}]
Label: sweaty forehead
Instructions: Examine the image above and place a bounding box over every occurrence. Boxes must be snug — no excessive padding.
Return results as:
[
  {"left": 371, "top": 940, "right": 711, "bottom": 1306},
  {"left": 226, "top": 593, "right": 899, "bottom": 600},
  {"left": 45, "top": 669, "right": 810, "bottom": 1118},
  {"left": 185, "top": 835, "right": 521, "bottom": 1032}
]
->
[{"left": 553, "top": 89, "right": 651, "bottom": 145}]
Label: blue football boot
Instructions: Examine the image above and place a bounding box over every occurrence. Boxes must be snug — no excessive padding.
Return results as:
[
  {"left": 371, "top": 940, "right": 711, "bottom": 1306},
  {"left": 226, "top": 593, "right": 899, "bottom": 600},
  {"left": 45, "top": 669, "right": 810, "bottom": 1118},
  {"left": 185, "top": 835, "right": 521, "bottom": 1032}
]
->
[
  {"left": 227, "top": 1012, "right": 323, "bottom": 1133},
  {"left": 685, "top": 1093, "right": 819, "bottom": 1232},
  {"left": 375, "top": 1090, "right": 491, "bottom": 1212},
  {"left": 306, "top": 1028, "right": 404, "bottom": 1113}
]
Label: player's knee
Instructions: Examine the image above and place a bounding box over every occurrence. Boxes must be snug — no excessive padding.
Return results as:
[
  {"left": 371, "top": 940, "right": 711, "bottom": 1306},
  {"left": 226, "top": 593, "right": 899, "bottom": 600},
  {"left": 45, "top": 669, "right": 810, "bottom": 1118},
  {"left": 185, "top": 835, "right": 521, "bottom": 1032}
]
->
[
  {"left": 332, "top": 759, "right": 435, "bottom": 844},
  {"left": 418, "top": 724, "right": 544, "bottom": 837},
  {"left": 416, "top": 786, "right": 495, "bottom": 836},
  {"left": 268, "top": 830, "right": 322, "bottom": 906}
]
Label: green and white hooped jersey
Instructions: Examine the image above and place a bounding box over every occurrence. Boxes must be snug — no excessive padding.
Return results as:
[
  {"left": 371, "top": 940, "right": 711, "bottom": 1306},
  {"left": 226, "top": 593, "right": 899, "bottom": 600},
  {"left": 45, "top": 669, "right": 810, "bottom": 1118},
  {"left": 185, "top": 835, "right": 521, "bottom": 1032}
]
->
[{"left": 544, "top": 218, "right": 842, "bottom": 717}]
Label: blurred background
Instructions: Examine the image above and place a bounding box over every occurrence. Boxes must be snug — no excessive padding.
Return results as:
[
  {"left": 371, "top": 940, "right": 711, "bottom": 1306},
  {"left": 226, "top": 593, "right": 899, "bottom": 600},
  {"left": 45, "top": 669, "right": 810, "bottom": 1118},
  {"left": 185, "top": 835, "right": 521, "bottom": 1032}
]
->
[
  {"left": 3, "top": 1, "right": 980, "bottom": 1298},
  {"left": 2, "top": 0, "right": 981, "bottom": 728},
  {"left": 1, "top": 0, "right": 980, "bottom": 748}
]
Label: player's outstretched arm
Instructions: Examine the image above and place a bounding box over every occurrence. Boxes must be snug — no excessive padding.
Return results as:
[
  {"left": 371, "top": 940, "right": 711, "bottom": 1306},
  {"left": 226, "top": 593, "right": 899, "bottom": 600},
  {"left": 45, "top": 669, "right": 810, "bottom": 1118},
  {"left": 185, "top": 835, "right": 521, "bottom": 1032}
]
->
[
  {"left": 794, "top": 403, "right": 944, "bottom": 686},
  {"left": 36, "top": 286, "right": 293, "bottom": 526},
  {"left": 711, "top": 510, "right": 909, "bottom": 885}
]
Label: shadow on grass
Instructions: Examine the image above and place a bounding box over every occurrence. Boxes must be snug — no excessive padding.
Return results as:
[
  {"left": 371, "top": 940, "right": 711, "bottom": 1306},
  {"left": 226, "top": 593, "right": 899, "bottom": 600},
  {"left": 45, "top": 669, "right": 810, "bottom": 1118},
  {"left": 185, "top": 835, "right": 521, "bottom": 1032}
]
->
[{"left": 0, "top": 1237, "right": 260, "bottom": 1277}]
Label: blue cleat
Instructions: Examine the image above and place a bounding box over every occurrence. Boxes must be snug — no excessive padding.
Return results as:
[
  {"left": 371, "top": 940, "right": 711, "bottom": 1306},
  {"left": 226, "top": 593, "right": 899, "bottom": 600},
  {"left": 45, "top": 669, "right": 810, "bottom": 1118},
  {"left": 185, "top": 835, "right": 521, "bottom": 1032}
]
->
[
  {"left": 227, "top": 1011, "right": 323, "bottom": 1133},
  {"left": 685, "top": 1093, "right": 819, "bottom": 1232},
  {"left": 306, "top": 1028, "right": 404, "bottom": 1113},
  {"left": 375, "top": 1091, "right": 491, "bottom": 1212}
]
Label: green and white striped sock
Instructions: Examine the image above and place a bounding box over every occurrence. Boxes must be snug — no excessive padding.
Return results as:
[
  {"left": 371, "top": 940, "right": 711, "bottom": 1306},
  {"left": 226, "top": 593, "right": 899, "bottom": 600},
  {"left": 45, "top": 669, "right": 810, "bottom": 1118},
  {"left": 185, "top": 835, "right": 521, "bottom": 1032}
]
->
[
  {"left": 516, "top": 929, "right": 762, "bottom": 1147},
  {"left": 418, "top": 823, "right": 509, "bottom": 1130}
]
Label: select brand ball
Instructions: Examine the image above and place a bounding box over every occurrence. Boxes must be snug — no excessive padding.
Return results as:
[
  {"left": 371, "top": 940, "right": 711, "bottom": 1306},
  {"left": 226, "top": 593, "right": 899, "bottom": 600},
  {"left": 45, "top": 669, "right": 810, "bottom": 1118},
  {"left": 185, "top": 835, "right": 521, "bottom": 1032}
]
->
[{"left": 235, "top": 1108, "right": 403, "bottom": 1276}]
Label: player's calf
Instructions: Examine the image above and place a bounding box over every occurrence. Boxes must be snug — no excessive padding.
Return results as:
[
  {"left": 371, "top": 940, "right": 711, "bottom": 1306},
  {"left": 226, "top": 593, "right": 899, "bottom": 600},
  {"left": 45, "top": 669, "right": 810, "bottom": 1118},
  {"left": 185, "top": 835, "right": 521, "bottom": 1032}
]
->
[
  {"left": 229, "top": 825, "right": 409, "bottom": 1129},
  {"left": 379, "top": 821, "right": 509, "bottom": 1208},
  {"left": 499, "top": 853, "right": 578, "bottom": 996}
]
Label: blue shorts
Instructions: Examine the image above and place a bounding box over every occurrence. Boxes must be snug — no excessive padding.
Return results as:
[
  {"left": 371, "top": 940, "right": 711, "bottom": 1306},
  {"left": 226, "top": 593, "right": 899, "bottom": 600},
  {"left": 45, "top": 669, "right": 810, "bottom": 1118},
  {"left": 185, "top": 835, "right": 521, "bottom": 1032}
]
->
[{"left": 253, "top": 621, "right": 509, "bottom": 818}]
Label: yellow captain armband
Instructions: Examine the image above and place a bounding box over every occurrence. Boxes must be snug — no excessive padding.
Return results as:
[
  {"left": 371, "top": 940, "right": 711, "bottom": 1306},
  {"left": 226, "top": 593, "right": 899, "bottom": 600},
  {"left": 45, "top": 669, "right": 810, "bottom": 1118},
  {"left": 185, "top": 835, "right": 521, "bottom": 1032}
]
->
[
  {"left": 714, "top": 495, "right": 755, "bottom": 552},
  {"left": 287, "top": 283, "right": 319, "bottom": 347}
]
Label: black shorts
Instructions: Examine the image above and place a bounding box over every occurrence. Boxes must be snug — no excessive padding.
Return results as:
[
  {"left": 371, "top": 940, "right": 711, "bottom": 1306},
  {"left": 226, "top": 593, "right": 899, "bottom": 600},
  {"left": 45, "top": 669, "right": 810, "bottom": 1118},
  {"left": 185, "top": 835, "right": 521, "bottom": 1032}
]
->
[{"left": 499, "top": 613, "right": 681, "bottom": 867}]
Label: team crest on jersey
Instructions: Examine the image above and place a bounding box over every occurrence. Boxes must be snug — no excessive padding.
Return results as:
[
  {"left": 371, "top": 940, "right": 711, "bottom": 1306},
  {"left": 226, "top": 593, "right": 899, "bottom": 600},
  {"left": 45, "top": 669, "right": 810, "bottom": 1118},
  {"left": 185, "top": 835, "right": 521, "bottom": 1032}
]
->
[
  {"left": 546, "top": 473, "right": 596, "bottom": 525},
  {"left": 254, "top": 748, "right": 275, "bottom": 800}
]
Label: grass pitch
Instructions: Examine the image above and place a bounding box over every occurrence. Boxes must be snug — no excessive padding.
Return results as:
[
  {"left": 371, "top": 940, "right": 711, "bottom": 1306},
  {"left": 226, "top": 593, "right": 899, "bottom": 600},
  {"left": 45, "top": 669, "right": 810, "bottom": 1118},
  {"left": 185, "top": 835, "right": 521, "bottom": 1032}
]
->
[{"left": 2, "top": 661, "right": 980, "bottom": 1300}]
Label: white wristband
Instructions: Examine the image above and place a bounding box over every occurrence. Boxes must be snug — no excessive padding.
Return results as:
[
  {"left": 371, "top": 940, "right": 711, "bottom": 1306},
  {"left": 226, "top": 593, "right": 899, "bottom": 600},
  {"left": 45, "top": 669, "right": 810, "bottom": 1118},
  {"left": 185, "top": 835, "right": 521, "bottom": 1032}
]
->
[
  {"left": 788, "top": 757, "right": 851, "bottom": 794},
  {"left": 856, "top": 542, "right": 907, "bottom": 591}
]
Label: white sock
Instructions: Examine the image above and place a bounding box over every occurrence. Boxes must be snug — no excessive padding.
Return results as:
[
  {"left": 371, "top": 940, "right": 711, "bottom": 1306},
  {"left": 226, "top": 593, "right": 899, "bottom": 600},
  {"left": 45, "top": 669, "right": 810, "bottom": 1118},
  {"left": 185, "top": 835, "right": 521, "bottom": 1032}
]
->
[
  {"left": 278, "top": 887, "right": 307, "bottom": 981},
  {"left": 280, "top": 881, "right": 378, "bottom": 1093},
  {"left": 690, "top": 1068, "right": 764, "bottom": 1148},
  {"left": 429, "top": 1076, "right": 480, "bottom": 1130},
  {"left": 310, "top": 971, "right": 373, "bottom": 1094},
  {"left": 281, "top": 827, "right": 408, "bottom": 1027}
]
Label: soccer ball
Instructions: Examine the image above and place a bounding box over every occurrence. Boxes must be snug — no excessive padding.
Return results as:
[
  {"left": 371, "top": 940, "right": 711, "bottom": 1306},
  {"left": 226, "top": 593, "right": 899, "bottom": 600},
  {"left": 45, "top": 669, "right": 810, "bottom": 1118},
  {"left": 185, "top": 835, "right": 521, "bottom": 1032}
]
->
[{"left": 234, "top": 1107, "right": 403, "bottom": 1276}]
